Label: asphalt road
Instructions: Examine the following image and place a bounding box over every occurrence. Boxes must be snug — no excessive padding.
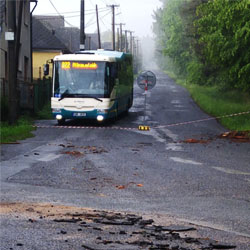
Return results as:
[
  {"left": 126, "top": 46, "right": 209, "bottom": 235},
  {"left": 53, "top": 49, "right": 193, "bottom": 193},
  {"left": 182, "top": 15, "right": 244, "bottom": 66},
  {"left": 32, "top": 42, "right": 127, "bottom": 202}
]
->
[{"left": 1, "top": 71, "right": 250, "bottom": 249}]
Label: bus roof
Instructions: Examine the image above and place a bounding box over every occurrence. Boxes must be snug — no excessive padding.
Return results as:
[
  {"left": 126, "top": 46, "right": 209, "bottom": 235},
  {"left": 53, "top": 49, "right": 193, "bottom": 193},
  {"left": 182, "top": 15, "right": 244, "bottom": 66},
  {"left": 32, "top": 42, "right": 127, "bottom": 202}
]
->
[{"left": 54, "top": 50, "right": 131, "bottom": 62}]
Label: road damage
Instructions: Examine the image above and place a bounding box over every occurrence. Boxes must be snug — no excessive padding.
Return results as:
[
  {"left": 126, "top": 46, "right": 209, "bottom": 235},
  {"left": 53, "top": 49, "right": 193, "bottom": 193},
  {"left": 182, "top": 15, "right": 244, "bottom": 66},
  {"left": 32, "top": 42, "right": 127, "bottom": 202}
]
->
[{"left": 0, "top": 202, "right": 237, "bottom": 250}]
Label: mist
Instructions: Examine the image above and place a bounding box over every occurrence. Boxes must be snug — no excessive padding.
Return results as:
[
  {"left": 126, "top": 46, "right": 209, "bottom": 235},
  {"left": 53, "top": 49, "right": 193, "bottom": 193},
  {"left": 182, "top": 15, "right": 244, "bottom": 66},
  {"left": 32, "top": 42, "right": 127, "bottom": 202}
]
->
[{"left": 140, "top": 36, "right": 159, "bottom": 71}]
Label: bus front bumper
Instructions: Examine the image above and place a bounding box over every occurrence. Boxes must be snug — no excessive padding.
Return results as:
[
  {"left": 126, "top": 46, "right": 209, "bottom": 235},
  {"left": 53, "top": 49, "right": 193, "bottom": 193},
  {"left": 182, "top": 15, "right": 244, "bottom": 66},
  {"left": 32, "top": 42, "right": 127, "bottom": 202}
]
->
[{"left": 52, "top": 108, "right": 116, "bottom": 122}]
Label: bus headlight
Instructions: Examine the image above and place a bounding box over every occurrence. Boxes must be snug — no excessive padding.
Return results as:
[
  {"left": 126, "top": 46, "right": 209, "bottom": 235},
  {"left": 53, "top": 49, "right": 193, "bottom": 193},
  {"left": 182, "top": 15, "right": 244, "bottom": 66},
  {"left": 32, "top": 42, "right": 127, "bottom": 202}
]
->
[
  {"left": 97, "top": 115, "right": 104, "bottom": 122},
  {"left": 56, "top": 114, "right": 63, "bottom": 120}
]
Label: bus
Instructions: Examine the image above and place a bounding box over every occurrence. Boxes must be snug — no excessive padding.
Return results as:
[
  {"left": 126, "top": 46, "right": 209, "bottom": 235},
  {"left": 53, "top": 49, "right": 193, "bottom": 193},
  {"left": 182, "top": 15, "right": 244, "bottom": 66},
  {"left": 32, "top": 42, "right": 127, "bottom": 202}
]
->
[{"left": 51, "top": 50, "right": 134, "bottom": 124}]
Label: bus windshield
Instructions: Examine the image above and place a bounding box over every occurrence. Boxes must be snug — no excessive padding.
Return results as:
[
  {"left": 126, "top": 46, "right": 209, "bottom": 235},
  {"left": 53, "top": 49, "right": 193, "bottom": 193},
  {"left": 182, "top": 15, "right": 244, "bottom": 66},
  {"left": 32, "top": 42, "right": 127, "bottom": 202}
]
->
[{"left": 54, "top": 61, "right": 108, "bottom": 98}]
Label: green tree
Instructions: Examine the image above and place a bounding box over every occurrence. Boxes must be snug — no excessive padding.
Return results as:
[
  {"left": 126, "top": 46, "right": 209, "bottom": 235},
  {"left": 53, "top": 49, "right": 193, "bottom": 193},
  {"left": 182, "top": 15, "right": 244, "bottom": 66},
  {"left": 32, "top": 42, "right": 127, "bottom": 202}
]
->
[
  {"left": 152, "top": 0, "right": 204, "bottom": 78},
  {"left": 196, "top": 0, "right": 250, "bottom": 91},
  {"left": 153, "top": 0, "right": 250, "bottom": 92}
]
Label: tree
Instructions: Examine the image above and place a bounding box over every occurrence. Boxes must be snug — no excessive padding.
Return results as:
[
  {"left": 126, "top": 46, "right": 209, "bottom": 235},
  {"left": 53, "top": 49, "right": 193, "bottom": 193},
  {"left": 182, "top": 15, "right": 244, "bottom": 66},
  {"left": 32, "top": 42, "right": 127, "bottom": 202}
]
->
[
  {"left": 196, "top": 0, "right": 250, "bottom": 91},
  {"left": 153, "top": 0, "right": 250, "bottom": 92}
]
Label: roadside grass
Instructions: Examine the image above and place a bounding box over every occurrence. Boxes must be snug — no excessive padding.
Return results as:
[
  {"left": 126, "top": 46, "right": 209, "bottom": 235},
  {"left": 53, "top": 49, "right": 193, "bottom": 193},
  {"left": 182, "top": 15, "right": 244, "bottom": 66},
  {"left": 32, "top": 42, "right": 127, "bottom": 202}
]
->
[
  {"left": 0, "top": 117, "right": 35, "bottom": 144},
  {"left": 166, "top": 71, "right": 250, "bottom": 131},
  {"left": 0, "top": 102, "right": 52, "bottom": 144},
  {"left": 35, "top": 103, "right": 53, "bottom": 120}
]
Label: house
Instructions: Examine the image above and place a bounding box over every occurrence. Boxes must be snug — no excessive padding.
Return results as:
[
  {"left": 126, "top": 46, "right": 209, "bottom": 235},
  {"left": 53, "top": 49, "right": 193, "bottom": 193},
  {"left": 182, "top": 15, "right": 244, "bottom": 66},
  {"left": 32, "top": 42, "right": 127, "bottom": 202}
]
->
[
  {"left": 32, "top": 17, "right": 68, "bottom": 79},
  {"left": 0, "top": 0, "right": 36, "bottom": 98},
  {"left": 34, "top": 15, "right": 100, "bottom": 53},
  {"left": 32, "top": 14, "right": 111, "bottom": 79}
]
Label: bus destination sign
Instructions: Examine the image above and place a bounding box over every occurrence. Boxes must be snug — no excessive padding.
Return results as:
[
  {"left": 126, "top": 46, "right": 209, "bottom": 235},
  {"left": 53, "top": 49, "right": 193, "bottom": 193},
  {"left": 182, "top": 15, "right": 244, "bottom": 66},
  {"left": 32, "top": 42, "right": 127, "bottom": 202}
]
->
[{"left": 61, "top": 62, "right": 98, "bottom": 70}]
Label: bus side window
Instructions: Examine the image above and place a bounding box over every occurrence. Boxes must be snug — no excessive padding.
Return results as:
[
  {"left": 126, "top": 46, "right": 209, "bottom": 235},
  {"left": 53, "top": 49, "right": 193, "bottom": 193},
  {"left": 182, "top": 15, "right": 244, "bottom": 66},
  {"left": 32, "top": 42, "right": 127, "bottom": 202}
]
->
[
  {"left": 118, "top": 61, "right": 127, "bottom": 86},
  {"left": 111, "top": 63, "right": 118, "bottom": 79},
  {"left": 106, "top": 63, "right": 116, "bottom": 95},
  {"left": 106, "top": 65, "right": 110, "bottom": 77}
]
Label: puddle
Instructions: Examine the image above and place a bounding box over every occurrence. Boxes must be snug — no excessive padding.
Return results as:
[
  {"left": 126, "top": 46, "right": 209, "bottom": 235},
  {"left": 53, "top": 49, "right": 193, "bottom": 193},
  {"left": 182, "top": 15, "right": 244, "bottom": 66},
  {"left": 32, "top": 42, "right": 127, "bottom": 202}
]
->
[{"left": 38, "top": 153, "right": 61, "bottom": 162}]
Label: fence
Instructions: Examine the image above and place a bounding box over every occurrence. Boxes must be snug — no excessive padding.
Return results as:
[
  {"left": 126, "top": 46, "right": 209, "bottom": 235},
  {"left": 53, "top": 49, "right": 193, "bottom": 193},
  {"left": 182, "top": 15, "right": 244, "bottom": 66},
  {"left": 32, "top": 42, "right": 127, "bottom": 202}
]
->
[
  {"left": 1, "top": 78, "right": 52, "bottom": 116},
  {"left": 19, "top": 78, "right": 52, "bottom": 113}
]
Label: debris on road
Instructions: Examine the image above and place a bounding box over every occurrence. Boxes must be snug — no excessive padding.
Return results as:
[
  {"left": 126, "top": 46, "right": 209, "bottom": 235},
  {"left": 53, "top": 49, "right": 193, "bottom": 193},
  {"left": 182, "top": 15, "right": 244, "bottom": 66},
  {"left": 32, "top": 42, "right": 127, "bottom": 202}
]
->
[
  {"left": 116, "top": 182, "right": 144, "bottom": 190},
  {"left": 219, "top": 131, "right": 250, "bottom": 142},
  {"left": 181, "top": 131, "right": 250, "bottom": 144},
  {"left": 61, "top": 145, "right": 108, "bottom": 157},
  {"left": 62, "top": 151, "right": 84, "bottom": 157},
  {"left": 0, "top": 202, "right": 237, "bottom": 250},
  {"left": 182, "top": 138, "right": 211, "bottom": 144}
]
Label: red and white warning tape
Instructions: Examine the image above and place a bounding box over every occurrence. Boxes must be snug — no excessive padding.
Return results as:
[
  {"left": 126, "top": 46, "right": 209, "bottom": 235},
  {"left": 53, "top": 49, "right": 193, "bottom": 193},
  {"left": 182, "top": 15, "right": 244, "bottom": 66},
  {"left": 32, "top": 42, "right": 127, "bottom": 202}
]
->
[
  {"left": 34, "top": 111, "right": 250, "bottom": 131},
  {"left": 154, "top": 111, "right": 250, "bottom": 129},
  {"left": 33, "top": 125, "right": 138, "bottom": 131}
]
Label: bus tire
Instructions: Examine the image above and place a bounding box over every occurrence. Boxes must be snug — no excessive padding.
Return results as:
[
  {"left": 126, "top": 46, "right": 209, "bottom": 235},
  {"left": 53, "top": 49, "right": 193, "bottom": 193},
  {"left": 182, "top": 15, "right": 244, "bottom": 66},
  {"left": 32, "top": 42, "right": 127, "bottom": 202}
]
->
[
  {"left": 57, "top": 118, "right": 65, "bottom": 126},
  {"left": 111, "top": 106, "right": 118, "bottom": 122}
]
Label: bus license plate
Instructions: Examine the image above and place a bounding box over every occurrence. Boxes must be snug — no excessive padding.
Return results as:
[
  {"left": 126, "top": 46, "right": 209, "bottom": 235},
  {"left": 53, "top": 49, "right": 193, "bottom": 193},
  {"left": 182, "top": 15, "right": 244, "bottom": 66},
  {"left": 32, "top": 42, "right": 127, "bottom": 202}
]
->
[{"left": 73, "top": 113, "right": 86, "bottom": 117}]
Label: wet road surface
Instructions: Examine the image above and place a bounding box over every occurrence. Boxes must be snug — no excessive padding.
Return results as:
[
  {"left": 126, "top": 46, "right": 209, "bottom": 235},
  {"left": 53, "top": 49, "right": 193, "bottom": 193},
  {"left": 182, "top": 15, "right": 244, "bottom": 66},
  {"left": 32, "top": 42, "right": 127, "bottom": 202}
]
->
[{"left": 1, "top": 71, "right": 250, "bottom": 249}]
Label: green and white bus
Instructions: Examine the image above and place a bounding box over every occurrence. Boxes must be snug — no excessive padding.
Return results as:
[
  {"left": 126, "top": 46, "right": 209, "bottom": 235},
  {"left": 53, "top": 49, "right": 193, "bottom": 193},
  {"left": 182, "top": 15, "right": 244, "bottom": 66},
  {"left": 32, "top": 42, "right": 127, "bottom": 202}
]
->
[{"left": 51, "top": 50, "right": 134, "bottom": 124}]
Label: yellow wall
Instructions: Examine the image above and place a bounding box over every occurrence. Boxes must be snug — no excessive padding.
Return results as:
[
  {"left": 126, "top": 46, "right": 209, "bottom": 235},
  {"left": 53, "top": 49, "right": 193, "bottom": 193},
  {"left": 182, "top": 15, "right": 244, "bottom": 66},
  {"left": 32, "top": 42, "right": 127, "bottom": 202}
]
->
[{"left": 33, "top": 51, "right": 61, "bottom": 79}]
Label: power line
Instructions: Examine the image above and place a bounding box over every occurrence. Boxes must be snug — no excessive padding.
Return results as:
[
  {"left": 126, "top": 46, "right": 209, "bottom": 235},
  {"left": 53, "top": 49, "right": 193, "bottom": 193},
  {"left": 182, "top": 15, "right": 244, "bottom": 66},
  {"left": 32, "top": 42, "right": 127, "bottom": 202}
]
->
[
  {"left": 99, "top": 12, "right": 110, "bottom": 30},
  {"left": 36, "top": 8, "right": 110, "bottom": 19},
  {"left": 100, "top": 0, "right": 109, "bottom": 5},
  {"left": 48, "top": 0, "right": 76, "bottom": 27},
  {"left": 39, "top": 7, "right": 109, "bottom": 16},
  {"left": 45, "top": 0, "right": 125, "bottom": 35},
  {"left": 86, "top": 10, "right": 111, "bottom": 29}
]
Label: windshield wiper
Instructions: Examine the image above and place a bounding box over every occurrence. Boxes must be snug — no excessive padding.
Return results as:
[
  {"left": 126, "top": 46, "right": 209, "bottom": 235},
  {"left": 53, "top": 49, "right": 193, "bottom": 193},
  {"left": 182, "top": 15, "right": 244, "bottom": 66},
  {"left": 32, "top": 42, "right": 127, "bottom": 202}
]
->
[
  {"left": 58, "top": 89, "right": 73, "bottom": 101},
  {"left": 58, "top": 92, "right": 103, "bottom": 102},
  {"left": 90, "top": 97, "right": 103, "bottom": 102}
]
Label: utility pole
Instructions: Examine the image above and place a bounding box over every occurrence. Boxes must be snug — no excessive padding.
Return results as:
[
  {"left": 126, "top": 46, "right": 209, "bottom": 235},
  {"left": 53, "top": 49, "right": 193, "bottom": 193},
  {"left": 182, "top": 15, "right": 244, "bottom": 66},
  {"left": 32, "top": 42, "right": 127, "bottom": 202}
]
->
[
  {"left": 137, "top": 39, "right": 140, "bottom": 57},
  {"left": 115, "top": 23, "right": 125, "bottom": 51},
  {"left": 88, "top": 36, "right": 91, "bottom": 50},
  {"left": 80, "top": 0, "right": 86, "bottom": 50},
  {"left": 7, "top": 0, "right": 17, "bottom": 124},
  {"left": 117, "top": 28, "right": 120, "bottom": 51},
  {"left": 120, "top": 24, "right": 123, "bottom": 51},
  {"left": 30, "top": 0, "right": 38, "bottom": 82},
  {"left": 132, "top": 36, "right": 135, "bottom": 56},
  {"left": 124, "top": 30, "right": 128, "bottom": 53},
  {"left": 96, "top": 4, "right": 101, "bottom": 49},
  {"left": 129, "top": 31, "right": 134, "bottom": 54},
  {"left": 107, "top": 4, "right": 119, "bottom": 51},
  {"left": 15, "top": 0, "right": 24, "bottom": 72}
]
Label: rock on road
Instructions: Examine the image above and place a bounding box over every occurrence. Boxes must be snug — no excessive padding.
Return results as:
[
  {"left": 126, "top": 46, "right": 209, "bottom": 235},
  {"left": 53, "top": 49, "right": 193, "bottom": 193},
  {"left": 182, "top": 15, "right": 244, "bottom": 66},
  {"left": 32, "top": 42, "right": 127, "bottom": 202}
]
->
[{"left": 1, "top": 71, "right": 250, "bottom": 249}]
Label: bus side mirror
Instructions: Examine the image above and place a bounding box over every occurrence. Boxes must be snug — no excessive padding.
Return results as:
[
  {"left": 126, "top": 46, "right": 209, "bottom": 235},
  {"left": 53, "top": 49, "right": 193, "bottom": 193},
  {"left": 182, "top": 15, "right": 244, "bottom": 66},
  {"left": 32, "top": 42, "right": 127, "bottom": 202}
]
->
[{"left": 44, "top": 64, "right": 49, "bottom": 76}]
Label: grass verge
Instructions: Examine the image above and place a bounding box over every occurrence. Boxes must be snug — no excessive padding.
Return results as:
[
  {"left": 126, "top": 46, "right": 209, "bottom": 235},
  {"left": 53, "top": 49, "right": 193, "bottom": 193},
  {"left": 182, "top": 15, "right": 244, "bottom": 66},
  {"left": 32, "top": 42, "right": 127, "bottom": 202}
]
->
[
  {"left": 0, "top": 117, "right": 36, "bottom": 144},
  {"left": 166, "top": 71, "right": 250, "bottom": 131},
  {"left": 35, "top": 103, "right": 53, "bottom": 120},
  {"left": 0, "top": 102, "right": 52, "bottom": 143}
]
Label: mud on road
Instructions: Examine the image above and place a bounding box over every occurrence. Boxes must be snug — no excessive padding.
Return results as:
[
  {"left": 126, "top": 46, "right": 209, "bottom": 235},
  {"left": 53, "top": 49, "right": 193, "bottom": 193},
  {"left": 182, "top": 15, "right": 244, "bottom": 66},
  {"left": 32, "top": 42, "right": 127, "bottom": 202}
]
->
[{"left": 0, "top": 202, "right": 238, "bottom": 250}]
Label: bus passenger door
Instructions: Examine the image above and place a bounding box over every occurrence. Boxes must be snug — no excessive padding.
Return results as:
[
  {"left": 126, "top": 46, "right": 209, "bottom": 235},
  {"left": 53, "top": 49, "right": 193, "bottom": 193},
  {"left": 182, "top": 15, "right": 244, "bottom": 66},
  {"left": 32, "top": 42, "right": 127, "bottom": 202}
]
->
[{"left": 107, "top": 63, "right": 119, "bottom": 110}]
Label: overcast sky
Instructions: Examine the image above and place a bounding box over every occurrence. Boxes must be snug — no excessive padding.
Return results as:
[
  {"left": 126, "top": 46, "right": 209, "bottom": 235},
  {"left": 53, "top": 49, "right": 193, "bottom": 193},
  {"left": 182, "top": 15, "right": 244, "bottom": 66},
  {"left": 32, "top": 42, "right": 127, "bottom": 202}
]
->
[{"left": 33, "top": 0, "right": 162, "bottom": 38}]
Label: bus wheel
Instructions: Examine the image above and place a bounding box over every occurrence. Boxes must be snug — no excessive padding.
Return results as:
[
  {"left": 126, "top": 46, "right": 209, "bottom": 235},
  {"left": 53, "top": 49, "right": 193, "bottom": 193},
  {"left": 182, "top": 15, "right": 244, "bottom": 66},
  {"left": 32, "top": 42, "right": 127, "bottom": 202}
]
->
[
  {"left": 111, "top": 108, "right": 118, "bottom": 122},
  {"left": 57, "top": 118, "right": 65, "bottom": 126},
  {"left": 124, "top": 99, "right": 130, "bottom": 115}
]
